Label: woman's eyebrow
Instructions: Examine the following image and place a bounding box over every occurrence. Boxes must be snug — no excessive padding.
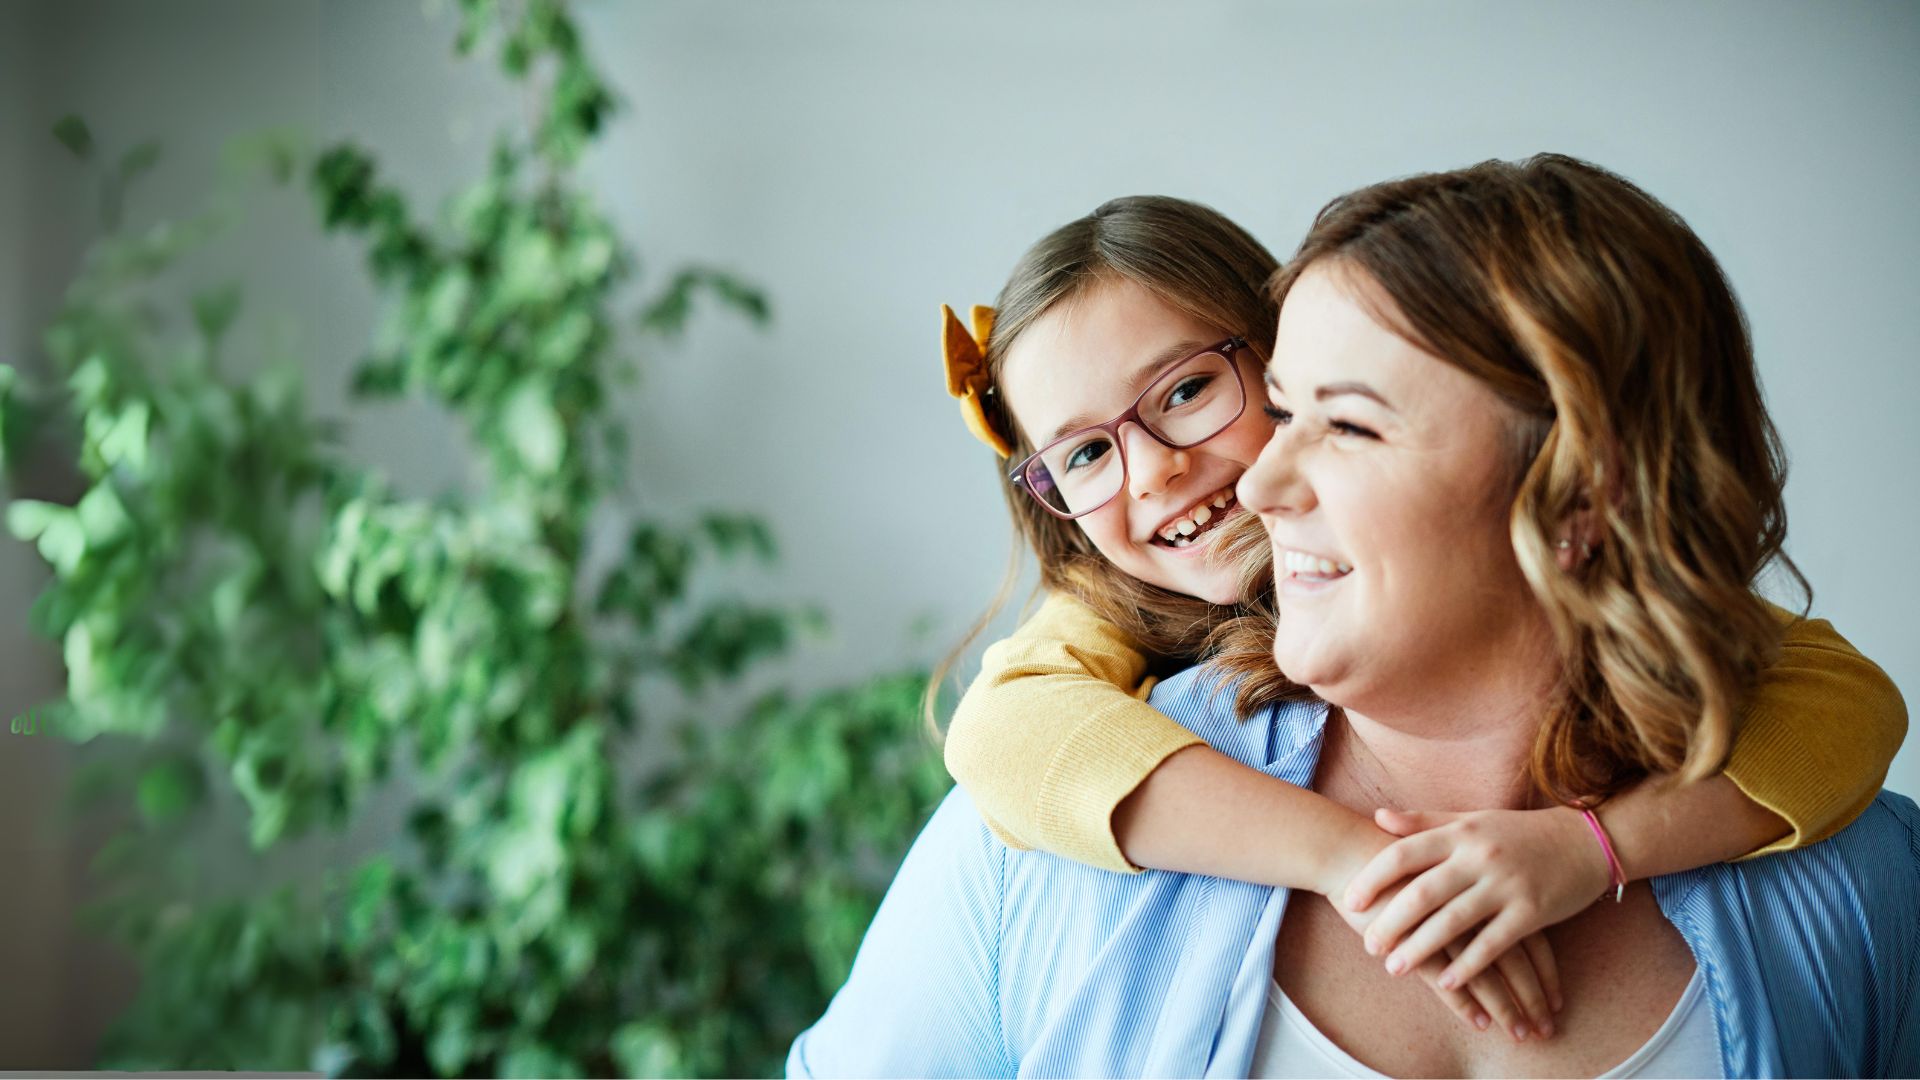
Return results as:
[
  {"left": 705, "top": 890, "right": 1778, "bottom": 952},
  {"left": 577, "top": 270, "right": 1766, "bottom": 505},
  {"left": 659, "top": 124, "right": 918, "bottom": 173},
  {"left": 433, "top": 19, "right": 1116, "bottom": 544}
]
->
[
  {"left": 1316, "top": 381, "right": 1396, "bottom": 411},
  {"left": 1046, "top": 339, "right": 1204, "bottom": 442},
  {"left": 1262, "top": 372, "right": 1396, "bottom": 412}
]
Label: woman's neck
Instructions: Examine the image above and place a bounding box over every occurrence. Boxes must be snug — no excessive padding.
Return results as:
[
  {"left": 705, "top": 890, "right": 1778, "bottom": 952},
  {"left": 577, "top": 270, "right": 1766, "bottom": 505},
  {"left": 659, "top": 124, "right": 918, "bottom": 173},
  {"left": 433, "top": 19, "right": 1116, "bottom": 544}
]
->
[{"left": 1320, "top": 644, "right": 1562, "bottom": 813}]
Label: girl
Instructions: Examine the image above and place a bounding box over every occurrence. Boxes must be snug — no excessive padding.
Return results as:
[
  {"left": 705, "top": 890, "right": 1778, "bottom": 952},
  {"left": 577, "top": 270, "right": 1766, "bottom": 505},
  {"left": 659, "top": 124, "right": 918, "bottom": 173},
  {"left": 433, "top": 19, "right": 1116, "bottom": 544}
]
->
[{"left": 931, "top": 194, "right": 1907, "bottom": 1042}]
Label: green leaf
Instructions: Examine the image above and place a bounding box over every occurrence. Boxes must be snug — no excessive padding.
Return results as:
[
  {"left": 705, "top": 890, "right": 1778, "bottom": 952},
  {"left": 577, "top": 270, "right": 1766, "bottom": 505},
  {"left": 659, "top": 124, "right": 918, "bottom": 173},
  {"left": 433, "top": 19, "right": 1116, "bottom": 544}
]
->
[
  {"left": 502, "top": 380, "right": 563, "bottom": 474},
  {"left": 192, "top": 283, "right": 242, "bottom": 347},
  {"left": 119, "top": 140, "right": 163, "bottom": 183},
  {"left": 0, "top": 365, "right": 17, "bottom": 473},
  {"left": 136, "top": 757, "right": 205, "bottom": 825},
  {"left": 96, "top": 400, "right": 151, "bottom": 473},
  {"left": 613, "top": 1021, "right": 687, "bottom": 1079},
  {"left": 52, "top": 115, "right": 93, "bottom": 159},
  {"left": 76, "top": 484, "right": 131, "bottom": 546},
  {"left": 427, "top": 1007, "right": 477, "bottom": 1075},
  {"left": 42, "top": 516, "right": 86, "bottom": 575},
  {"left": 703, "top": 270, "right": 772, "bottom": 327},
  {"left": 639, "top": 266, "right": 772, "bottom": 340},
  {"left": 6, "top": 498, "right": 59, "bottom": 542}
]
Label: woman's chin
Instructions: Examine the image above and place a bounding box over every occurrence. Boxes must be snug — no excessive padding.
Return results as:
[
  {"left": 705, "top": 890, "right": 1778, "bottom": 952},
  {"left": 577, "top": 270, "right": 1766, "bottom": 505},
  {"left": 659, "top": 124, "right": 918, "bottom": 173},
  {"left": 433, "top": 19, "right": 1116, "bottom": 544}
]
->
[{"left": 1271, "top": 636, "right": 1342, "bottom": 694}]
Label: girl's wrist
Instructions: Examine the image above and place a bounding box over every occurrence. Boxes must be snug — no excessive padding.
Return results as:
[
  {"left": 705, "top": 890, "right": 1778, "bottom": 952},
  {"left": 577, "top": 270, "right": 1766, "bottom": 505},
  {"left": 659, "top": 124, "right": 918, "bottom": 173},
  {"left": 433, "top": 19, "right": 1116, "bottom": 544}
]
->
[
  {"left": 1316, "top": 818, "right": 1394, "bottom": 901},
  {"left": 1559, "top": 803, "right": 1627, "bottom": 900}
]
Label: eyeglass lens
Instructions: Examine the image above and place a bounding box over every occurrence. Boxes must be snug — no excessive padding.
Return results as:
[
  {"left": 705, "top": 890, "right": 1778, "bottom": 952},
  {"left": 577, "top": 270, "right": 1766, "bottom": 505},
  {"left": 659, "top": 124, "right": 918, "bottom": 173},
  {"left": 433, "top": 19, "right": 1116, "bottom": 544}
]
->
[{"left": 1024, "top": 349, "right": 1243, "bottom": 516}]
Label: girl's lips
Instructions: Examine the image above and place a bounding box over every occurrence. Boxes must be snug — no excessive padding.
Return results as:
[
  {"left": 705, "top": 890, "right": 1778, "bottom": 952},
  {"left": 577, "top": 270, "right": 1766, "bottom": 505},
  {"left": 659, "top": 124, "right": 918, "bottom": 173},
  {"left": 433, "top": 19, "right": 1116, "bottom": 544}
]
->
[
  {"left": 1150, "top": 504, "right": 1245, "bottom": 557},
  {"left": 1149, "top": 492, "right": 1240, "bottom": 549}
]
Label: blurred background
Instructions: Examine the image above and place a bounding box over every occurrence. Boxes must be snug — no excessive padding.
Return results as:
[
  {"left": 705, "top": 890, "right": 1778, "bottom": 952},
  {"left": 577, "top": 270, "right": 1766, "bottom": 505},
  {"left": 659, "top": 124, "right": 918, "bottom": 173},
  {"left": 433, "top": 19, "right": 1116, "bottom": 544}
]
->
[{"left": 2, "top": 0, "right": 1914, "bottom": 1073}]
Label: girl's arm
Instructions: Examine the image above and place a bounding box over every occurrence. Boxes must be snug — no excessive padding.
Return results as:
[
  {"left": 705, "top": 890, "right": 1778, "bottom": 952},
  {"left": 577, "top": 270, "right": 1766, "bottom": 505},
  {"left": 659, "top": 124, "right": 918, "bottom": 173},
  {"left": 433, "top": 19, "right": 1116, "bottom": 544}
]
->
[
  {"left": 1721, "top": 605, "right": 1908, "bottom": 853},
  {"left": 1342, "top": 605, "right": 1908, "bottom": 990},
  {"left": 947, "top": 591, "right": 1375, "bottom": 889},
  {"left": 945, "top": 592, "right": 1559, "bottom": 1040}
]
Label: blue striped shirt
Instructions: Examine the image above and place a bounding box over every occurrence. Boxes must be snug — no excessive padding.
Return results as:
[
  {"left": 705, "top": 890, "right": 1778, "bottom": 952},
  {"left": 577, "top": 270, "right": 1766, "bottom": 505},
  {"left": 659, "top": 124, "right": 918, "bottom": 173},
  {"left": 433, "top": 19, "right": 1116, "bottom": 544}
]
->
[{"left": 789, "top": 667, "right": 1920, "bottom": 1078}]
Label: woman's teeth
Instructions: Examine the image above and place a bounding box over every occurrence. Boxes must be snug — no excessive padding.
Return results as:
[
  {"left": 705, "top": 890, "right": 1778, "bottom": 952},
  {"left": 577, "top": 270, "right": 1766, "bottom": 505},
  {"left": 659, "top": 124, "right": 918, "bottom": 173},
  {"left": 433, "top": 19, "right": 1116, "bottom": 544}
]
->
[
  {"left": 1158, "top": 488, "right": 1236, "bottom": 547},
  {"left": 1283, "top": 550, "right": 1352, "bottom": 577}
]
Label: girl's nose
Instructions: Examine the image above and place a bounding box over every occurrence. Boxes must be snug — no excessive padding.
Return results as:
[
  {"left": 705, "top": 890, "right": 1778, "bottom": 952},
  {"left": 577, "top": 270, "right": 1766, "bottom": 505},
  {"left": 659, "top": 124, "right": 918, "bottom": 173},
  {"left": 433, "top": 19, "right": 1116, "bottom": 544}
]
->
[{"left": 1122, "top": 423, "right": 1188, "bottom": 500}]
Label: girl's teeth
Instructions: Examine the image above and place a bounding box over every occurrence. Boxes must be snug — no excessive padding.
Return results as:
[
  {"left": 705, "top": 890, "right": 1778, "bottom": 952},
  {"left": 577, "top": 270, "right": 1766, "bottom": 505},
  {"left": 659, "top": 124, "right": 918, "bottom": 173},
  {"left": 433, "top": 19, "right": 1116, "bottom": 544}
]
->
[{"left": 1156, "top": 489, "right": 1237, "bottom": 546}]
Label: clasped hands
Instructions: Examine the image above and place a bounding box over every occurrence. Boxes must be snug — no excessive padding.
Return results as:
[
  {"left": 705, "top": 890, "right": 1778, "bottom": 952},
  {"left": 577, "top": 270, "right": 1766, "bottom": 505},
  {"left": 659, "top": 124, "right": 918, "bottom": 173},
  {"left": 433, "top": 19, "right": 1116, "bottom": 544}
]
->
[{"left": 1318, "top": 805, "right": 1616, "bottom": 1044}]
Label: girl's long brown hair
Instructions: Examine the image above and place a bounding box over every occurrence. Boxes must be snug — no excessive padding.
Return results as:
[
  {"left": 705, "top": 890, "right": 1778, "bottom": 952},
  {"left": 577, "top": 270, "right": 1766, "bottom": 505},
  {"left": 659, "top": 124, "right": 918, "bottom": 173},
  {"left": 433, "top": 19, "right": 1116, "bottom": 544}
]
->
[
  {"left": 1231, "top": 154, "right": 1805, "bottom": 803},
  {"left": 924, "top": 196, "right": 1307, "bottom": 736}
]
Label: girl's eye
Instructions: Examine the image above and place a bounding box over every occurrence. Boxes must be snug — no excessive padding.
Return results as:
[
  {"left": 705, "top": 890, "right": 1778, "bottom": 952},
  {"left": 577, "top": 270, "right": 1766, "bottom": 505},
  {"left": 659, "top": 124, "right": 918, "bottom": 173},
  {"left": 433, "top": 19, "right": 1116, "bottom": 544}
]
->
[
  {"left": 1262, "top": 405, "right": 1292, "bottom": 425},
  {"left": 1064, "top": 438, "right": 1113, "bottom": 472},
  {"left": 1329, "top": 419, "right": 1378, "bottom": 439},
  {"left": 1163, "top": 374, "right": 1214, "bottom": 410}
]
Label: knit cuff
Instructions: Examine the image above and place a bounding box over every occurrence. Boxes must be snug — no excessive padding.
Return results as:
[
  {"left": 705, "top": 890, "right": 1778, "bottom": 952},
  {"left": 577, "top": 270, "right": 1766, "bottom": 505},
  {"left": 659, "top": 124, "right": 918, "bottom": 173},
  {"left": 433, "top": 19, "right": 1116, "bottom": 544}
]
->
[
  {"left": 1032, "top": 700, "right": 1206, "bottom": 874},
  {"left": 1723, "top": 701, "right": 1844, "bottom": 858}
]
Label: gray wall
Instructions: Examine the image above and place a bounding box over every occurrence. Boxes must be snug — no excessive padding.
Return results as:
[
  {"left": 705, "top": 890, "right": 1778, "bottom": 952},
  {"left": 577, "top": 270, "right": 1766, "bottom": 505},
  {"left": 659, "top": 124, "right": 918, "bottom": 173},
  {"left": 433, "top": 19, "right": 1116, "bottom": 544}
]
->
[{"left": 3, "top": 0, "right": 1916, "bottom": 1066}]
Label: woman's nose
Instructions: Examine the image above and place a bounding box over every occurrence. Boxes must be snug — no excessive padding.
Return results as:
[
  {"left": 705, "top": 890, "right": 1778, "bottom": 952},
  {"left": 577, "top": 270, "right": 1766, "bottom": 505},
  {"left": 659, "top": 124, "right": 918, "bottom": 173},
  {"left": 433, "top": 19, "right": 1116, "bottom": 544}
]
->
[
  {"left": 1122, "top": 423, "right": 1187, "bottom": 500},
  {"left": 1236, "top": 427, "right": 1313, "bottom": 517}
]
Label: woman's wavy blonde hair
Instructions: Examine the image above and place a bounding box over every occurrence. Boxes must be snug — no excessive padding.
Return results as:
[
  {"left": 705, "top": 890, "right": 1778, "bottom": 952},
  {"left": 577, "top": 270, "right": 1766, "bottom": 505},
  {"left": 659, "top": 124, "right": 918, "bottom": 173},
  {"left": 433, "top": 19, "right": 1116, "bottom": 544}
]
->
[
  {"left": 924, "top": 196, "right": 1309, "bottom": 736},
  {"left": 1233, "top": 153, "right": 1805, "bottom": 803}
]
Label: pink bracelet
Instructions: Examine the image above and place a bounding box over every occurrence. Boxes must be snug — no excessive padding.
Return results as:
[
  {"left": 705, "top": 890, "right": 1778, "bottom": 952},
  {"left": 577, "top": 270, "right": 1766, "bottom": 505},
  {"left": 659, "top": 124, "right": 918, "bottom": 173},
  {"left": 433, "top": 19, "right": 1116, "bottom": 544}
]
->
[{"left": 1578, "top": 806, "right": 1628, "bottom": 903}]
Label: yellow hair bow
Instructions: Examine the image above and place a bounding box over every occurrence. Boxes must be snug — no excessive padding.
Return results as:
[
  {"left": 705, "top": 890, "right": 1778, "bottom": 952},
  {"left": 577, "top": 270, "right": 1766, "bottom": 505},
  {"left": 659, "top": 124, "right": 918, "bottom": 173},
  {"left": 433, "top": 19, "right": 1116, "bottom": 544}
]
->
[{"left": 941, "top": 303, "right": 1014, "bottom": 458}]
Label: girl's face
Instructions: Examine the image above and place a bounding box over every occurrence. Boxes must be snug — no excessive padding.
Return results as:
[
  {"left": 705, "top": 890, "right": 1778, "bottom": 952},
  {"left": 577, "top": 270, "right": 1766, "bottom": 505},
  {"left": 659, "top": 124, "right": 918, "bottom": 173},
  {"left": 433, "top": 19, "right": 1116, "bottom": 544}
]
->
[
  {"left": 998, "top": 278, "right": 1274, "bottom": 604},
  {"left": 1236, "top": 264, "right": 1543, "bottom": 714}
]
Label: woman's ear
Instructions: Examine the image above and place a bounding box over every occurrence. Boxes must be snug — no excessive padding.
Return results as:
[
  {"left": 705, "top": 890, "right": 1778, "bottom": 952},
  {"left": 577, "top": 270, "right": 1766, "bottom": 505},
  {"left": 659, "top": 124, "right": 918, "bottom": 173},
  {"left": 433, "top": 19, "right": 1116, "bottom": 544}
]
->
[{"left": 1553, "top": 501, "right": 1602, "bottom": 571}]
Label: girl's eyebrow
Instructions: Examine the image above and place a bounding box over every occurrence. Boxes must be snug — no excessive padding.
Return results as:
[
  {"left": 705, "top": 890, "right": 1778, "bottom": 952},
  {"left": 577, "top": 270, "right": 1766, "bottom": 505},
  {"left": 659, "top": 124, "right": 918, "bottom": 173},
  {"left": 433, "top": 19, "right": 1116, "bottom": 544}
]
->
[
  {"left": 1045, "top": 339, "right": 1204, "bottom": 442},
  {"left": 1263, "top": 371, "right": 1396, "bottom": 413}
]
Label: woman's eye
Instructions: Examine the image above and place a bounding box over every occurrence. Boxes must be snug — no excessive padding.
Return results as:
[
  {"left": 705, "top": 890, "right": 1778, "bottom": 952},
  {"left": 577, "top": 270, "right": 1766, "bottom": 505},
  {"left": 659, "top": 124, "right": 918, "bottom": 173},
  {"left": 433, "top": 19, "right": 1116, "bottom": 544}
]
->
[
  {"left": 1329, "top": 419, "right": 1378, "bottom": 439},
  {"left": 1262, "top": 405, "right": 1292, "bottom": 425},
  {"left": 1064, "top": 439, "right": 1112, "bottom": 471}
]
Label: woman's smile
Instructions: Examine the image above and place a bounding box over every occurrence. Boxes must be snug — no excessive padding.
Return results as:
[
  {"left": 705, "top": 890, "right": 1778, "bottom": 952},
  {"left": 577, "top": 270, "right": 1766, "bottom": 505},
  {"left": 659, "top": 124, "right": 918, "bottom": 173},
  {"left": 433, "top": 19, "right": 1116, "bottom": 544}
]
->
[{"left": 1277, "top": 546, "right": 1354, "bottom": 595}]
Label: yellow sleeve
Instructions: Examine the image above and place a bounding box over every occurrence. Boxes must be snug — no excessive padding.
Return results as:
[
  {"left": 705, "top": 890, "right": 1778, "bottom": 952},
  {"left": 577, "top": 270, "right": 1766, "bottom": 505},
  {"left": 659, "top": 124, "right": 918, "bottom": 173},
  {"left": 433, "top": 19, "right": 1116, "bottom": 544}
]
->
[
  {"left": 942, "top": 592, "right": 1204, "bottom": 874},
  {"left": 1724, "top": 603, "right": 1910, "bottom": 857}
]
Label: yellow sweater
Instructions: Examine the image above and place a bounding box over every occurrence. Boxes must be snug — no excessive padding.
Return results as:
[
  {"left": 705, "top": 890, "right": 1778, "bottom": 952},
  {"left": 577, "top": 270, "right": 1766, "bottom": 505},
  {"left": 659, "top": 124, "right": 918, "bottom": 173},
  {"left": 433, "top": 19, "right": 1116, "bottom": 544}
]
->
[{"left": 944, "top": 593, "right": 1909, "bottom": 873}]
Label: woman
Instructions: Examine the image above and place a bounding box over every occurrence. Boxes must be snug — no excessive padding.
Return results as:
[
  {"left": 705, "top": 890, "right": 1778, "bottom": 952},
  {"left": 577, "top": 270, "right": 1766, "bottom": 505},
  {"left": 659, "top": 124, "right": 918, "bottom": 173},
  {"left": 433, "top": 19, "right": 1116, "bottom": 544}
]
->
[{"left": 789, "top": 157, "right": 1919, "bottom": 1076}]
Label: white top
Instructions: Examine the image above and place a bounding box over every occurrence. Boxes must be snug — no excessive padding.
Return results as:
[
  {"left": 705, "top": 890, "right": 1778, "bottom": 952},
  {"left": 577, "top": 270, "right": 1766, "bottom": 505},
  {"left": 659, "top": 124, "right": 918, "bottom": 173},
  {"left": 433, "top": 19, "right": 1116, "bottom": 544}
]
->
[{"left": 1249, "top": 967, "right": 1721, "bottom": 1078}]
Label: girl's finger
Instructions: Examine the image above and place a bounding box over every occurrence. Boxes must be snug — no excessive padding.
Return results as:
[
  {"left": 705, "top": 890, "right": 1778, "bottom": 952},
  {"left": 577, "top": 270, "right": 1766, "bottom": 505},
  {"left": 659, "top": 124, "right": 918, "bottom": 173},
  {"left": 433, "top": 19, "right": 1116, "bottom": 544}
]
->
[
  {"left": 1522, "top": 932, "right": 1563, "bottom": 1014},
  {"left": 1434, "top": 906, "right": 1536, "bottom": 991},
  {"left": 1413, "top": 953, "right": 1490, "bottom": 1033},
  {"left": 1363, "top": 861, "right": 1475, "bottom": 959},
  {"left": 1451, "top": 942, "right": 1530, "bottom": 1043},
  {"left": 1489, "top": 939, "right": 1555, "bottom": 1039},
  {"left": 1383, "top": 883, "right": 1498, "bottom": 976},
  {"left": 1345, "top": 831, "right": 1451, "bottom": 915},
  {"left": 1373, "top": 807, "right": 1463, "bottom": 836}
]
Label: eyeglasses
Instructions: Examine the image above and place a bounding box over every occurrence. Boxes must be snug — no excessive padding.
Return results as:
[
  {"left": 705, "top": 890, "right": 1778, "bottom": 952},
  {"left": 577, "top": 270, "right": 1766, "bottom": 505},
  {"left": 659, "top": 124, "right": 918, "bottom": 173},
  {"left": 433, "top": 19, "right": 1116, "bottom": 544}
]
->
[{"left": 1009, "top": 337, "right": 1251, "bottom": 519}]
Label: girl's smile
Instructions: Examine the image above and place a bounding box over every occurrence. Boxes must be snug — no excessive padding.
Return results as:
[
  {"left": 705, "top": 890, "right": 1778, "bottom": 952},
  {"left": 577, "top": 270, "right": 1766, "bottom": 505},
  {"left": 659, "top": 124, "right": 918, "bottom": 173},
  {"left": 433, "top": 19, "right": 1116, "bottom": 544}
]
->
[{"left": 998, "top": 278, "right": 1274, "bottom": 605}]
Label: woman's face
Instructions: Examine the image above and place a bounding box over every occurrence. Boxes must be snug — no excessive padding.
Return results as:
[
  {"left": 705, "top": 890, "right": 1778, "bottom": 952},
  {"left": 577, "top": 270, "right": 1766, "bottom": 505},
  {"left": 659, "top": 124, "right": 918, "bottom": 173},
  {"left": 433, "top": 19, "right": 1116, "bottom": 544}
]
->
[
  {"left": 998, "top": 278, "right": 1272, "bottom": 605},
  {"left": 1236, "top": 263, "right": 1543, "bottom": 713}
]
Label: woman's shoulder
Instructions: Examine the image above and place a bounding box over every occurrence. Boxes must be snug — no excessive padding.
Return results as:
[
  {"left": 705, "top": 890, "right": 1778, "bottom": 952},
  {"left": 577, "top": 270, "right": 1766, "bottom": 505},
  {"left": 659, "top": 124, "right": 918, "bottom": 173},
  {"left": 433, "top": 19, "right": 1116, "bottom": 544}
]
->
[
  {"left": 1146, "top": 665, "right": 1329, "bottom": 772},
  {"left": 1652, "top": 790, "right": 1920, "bottom": 1075}
]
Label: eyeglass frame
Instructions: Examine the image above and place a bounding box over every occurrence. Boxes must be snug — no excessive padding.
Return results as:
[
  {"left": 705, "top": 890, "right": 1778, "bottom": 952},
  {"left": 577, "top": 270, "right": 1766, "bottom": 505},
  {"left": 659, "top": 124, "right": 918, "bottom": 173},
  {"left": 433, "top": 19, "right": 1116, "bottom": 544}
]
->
[{"left": 1007, "top": 336, "right": 1253, "bottom": 520}]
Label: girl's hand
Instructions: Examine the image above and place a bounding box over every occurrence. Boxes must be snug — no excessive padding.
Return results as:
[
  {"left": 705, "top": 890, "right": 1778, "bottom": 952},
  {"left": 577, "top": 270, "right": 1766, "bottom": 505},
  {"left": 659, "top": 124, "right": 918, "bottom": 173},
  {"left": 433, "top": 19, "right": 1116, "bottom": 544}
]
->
[
  {"left": 1344, "top": 805, "right": 1612, "bottom": 996},
  {"left": 1329, "top": 877, "right": 1560, "bottom": 1042}
]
